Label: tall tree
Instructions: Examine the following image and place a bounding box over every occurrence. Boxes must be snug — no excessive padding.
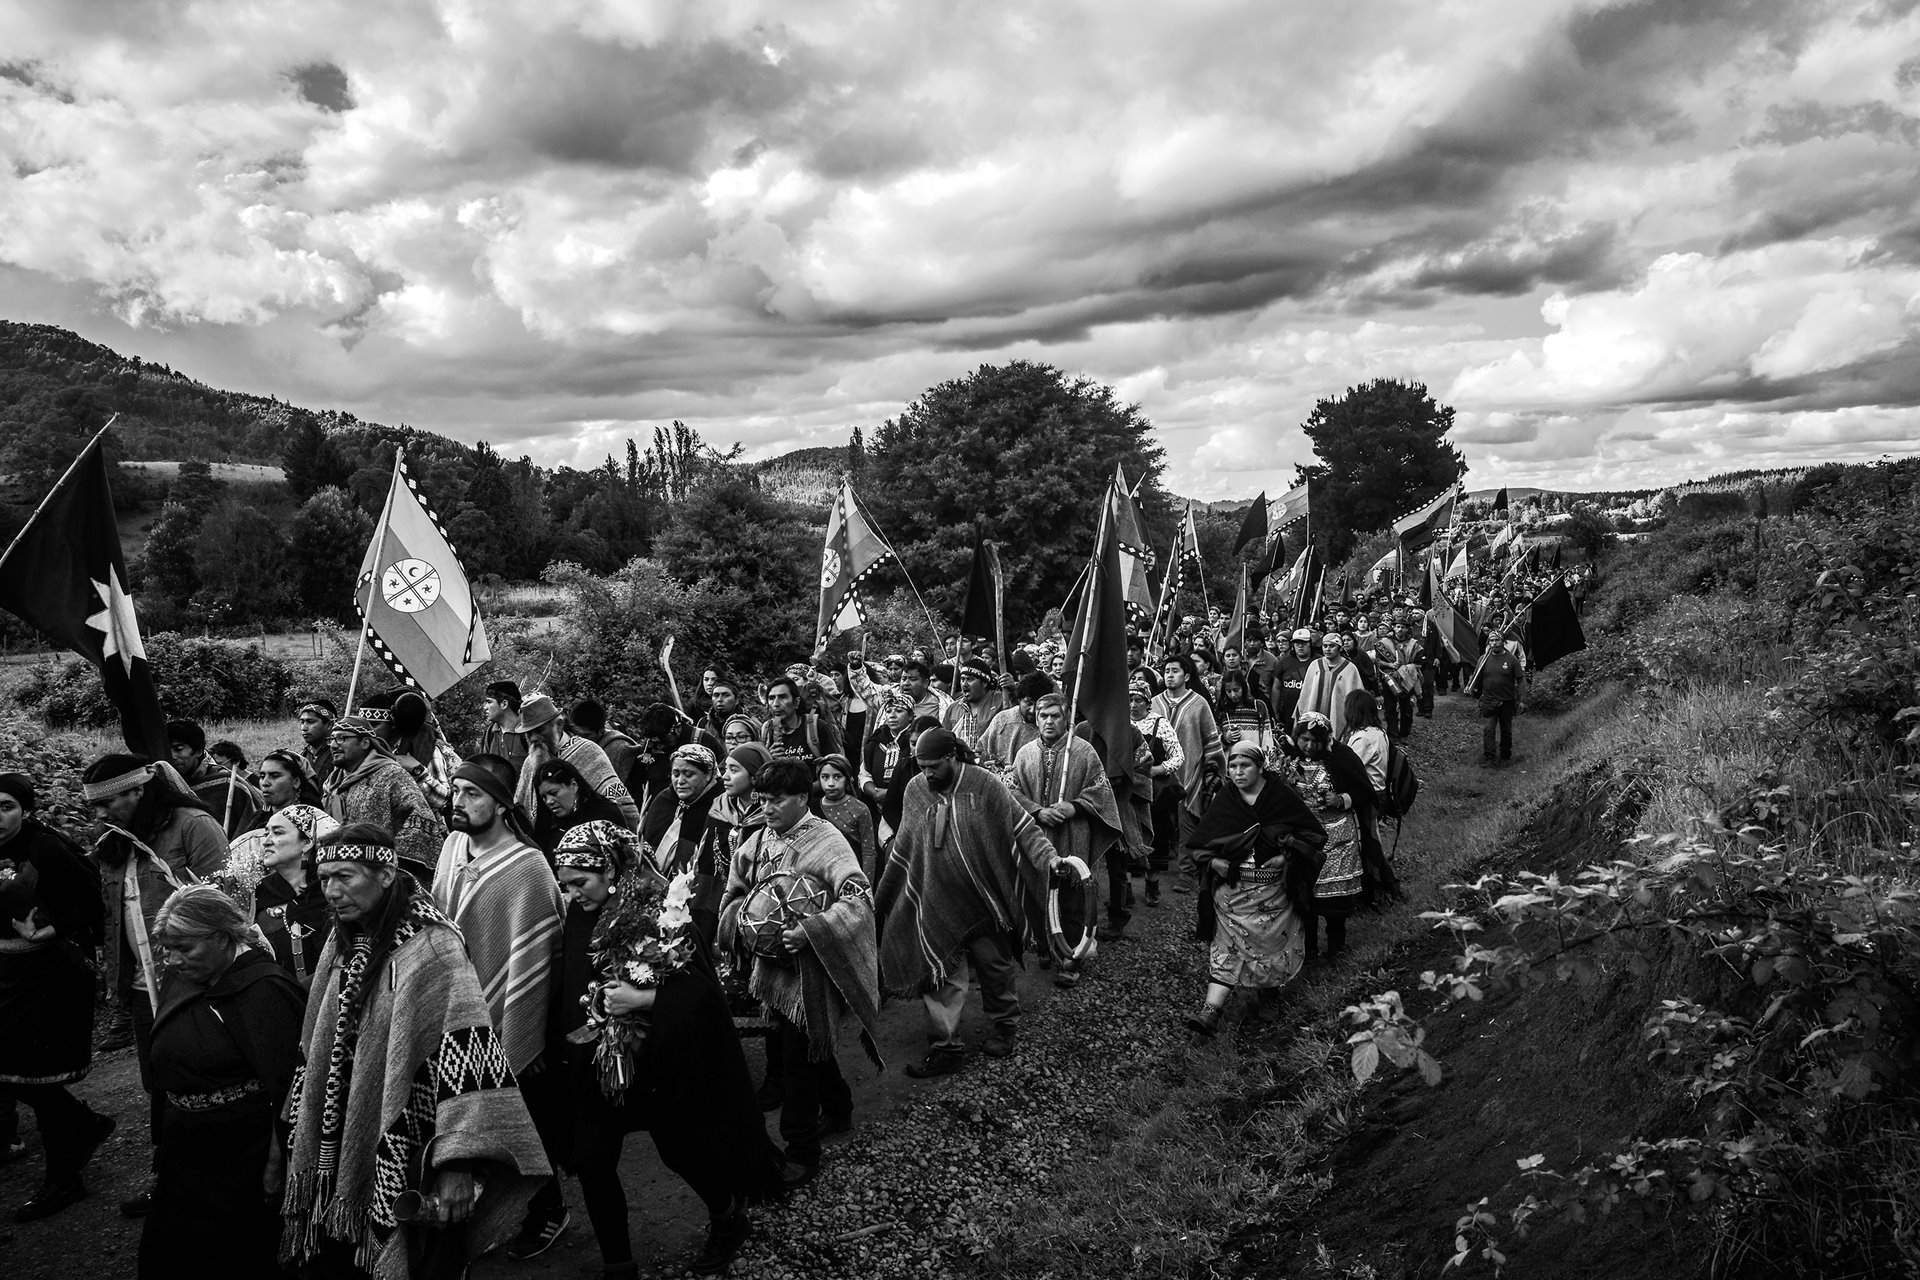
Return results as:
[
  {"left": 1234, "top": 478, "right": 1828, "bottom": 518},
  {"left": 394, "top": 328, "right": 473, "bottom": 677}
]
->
[
  {"left": 287, "top": 486, "right": 374, "bottom": 621},
  {"left": 281, "top": 415, "right": 354, "bottom": 498},
  {"left": 864, "top": 361, "right": 1171, "bottom": 633},
  {"left": 1294, "top": 378, "right": 1465, "bottom": 565},
  {"left": 654, "top": 476, "right": 817, "bottom": 664}
]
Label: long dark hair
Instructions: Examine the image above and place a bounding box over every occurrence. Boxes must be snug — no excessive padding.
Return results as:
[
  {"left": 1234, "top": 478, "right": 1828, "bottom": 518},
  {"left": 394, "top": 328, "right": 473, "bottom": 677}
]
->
[{"left": 318, "top": 824, "right": 418, "bottom": 1005}]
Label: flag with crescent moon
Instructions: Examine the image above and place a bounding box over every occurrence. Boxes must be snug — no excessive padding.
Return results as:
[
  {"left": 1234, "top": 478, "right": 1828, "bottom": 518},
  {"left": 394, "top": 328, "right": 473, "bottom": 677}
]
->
[
  {"left": 355, "top": 453, "right": 490, "bottom": 698},
  {"left": 816, "top": 480, "right": 896, "bottom": 647}
]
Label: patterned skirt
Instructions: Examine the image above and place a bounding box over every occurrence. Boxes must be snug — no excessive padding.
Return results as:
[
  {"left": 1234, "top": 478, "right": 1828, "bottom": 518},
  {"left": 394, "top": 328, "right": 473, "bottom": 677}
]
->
[
  {"left": 1209, "top": 863, "right": 1305, "bottom": 989},
  {"left": 1313, "top": 811, "right": 1364, "bottom": 912}
]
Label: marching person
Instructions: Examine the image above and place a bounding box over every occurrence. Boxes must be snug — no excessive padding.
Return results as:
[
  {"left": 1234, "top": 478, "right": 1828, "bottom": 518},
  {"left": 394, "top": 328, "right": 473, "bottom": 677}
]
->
[
  {"left": 637, "top": 743, "right": 728, "bottom": 947},
  {"left": 257, "top": 747, "right": 327, "bottom": 812},
  {"left": 431, "top": 763, "right": 567, "bottom": 1260},
  {"left": 166, "top": 719, "right": 263, "bottom": 838},
  {"left": 531, "top": 757, "right": 628, "bottom": 854},
  {"left": 1297, "top": 632, "right": 1366, "bottom": 739},
  {"left": 0, "top": 772, "right": 110, "bottom": 1222},
  {"left": 1150, "top": 655, "right": 1224, "bottom": 895},
  {"left": 1129, "top": 677, "right": 1184, "bottom": 906},
  {"left": 569, "top": 698, "right": 641, "bottom": 792},
  {"left": 140, "top": 884, "right": 304, "bottom": 1277},
  {"left": 941, "top": 658, "right": 1009, "bottom": 757},
  {"left": 296, "top": 698, "right": 339, "bottom": 788},
  {"left": 281, "top": 824, "right": 551, "bottom": 1279},
  {"left": 976, "top": 672, "right": 1054, "bottom": 780},
  {"left": 515, "top": 695, "right": 642, "bottom": 831},
  {"left": 717, "top": 759, "right": 881, "bottom": 1178},
  {"left": 81, "top": 754, "right": 227, "bottom": 1219},
  {"left": 1183, "top": 741, "right": 1324, "bottom": 1036},
  {"left": 323, "top": 715, "right": 447, "bottom": 879},
  {"left": 1011, "top": 694, "right": 1122, "bottom": 957},
  {"left": 1292, "top": 713, "right": 1395, "bottom": 963},
  {"left": 1472, "top": 626, "right": 1527, "bottom": 766},
  {"left": 479, "top": 679, "right": 530, "bottom": 777},
  {"left": 759, "top": 676, "right": 842, "bottom": 764},
  {"left": 253, "top": 803, "right": 337, "bottom": 988},
  {"left": 876, "top": 728, "right": 1066, "bottom": 1078}
]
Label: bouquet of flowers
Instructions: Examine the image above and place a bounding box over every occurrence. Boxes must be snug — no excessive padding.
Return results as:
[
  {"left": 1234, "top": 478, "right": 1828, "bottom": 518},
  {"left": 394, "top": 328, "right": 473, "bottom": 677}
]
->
[
  {"left": 567, "top": 866, "right": 698, "bottom": 1104},
  {"left": 210, "top": 831, "right": 271, "bottom": 919}
]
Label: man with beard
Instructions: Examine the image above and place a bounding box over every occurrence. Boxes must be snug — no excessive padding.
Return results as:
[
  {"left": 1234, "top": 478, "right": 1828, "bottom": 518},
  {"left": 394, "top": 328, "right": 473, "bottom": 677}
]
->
[
  {"left": 514, "top": 696, "right": 641, "bottom": 831},
  {"left": 940, "top": 659, "right": 1009, "bottom": 757},
  {"left": 296, "top": 700, "right": 339, "bottom": 788},
  {"left": 1011, "top": 695, "right": 1122, "bottom": 962},
  {"left": 280, "top": 825, "right": 550, "bottom": 1279},
  {"left": 975, "top": 672, "right": 1053, "bottom": 781},
  {"left": 430, "top": 763, "right": 567, "bottom": 1260},
  {"left": 876, "top": 729, "right": 1066, "bottom": 1078},
  {"left": 323, "top": 717, "right": 446, "bottom": 880}
]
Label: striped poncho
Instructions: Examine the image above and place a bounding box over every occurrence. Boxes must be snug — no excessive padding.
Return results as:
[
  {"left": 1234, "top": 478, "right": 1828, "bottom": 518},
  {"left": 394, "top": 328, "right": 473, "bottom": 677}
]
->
[{"left": 430, "top": 833, "right": 563, "bottom": 1074}]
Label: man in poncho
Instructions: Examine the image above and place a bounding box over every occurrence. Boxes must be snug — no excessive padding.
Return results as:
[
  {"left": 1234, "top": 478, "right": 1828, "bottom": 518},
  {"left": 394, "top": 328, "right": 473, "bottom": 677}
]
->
[
  {"left": 717, "top": 758, "right": 880, "bottom": 1178},
  {"left": 281, "top": 825, "right": 549, "bottom": 1280},
  {"left": 323, "top": 717, "right": 446, "bottom": 880},
  {"left": 1011, "top": 694, "right": 1122, "bottom": 976},
  {"left": 429, "top": 763, "right": 566, "bottom": 1261},
  {"left": 876, "top": 729, "right": 1066, "bottom": 1078}
]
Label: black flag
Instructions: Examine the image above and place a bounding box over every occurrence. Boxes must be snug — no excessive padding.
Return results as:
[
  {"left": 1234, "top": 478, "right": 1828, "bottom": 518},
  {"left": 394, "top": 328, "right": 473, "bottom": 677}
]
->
[
  {"left": 1232, "top": 492, "right": 1267, "bottom": 556},
  {"left": 1525, "top": 577, "right": 1588, "bottom": 668},
  {"left": 1550, "top": 544, "right": 1563, "bottom": 571},
  {"left": 0, "top": 429, "right": 169, "bottom": 756},
  {"left": 1062, "top": 507, "right": 1133, "bottom": 774},
  {"left": 1494, "top": 486, "right": 1509, "bottom": 513},
  {"left": 958, "top": 527, "right": 1006, "bottom": 668}
]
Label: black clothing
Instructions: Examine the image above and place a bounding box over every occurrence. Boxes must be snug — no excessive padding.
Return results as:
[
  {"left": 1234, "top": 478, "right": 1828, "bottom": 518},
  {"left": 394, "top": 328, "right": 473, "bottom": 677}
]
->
[{"left": 254, "top": 872, "right": 330, "bottom": 989}]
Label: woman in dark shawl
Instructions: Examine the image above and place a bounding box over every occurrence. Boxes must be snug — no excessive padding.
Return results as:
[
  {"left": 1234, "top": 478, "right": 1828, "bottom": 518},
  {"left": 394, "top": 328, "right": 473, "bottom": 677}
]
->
[
  {"left": 140, "top": 884, "right": 305, "bottom": 1277},
  {"left": 532, "top": 756, "right": 627, "bottom": 854},
  {"left": 251, "top": 803, "right": 337, "bottom": 988},
  {"left": 548, "top": 822, "right": 788, "bottom": 1279},
  {"left": 1293, "top": 712, "right": 1400, "bottom": 964},
  {"left": 1182, "top": 741, "right": 1326, "bottom": 1037},
  {"left": 0, "top": 773, "right": 110, "bottom": 1221},
  {"left": 637, "top": 743, "right": 726, "bottom": 947}
]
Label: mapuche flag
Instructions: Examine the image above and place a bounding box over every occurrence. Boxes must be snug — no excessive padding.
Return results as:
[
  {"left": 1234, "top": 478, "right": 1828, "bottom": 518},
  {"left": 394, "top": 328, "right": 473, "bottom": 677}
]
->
[
  {"left": 1426, "top": 576, "right": 1483, "bottom": 670},
  {"left": 817, "top": 480, "right": 895, "bottom": 647},
  {"left": 356, "top": 453, "right": 491, "bottom": 699},
  {"left": 1393, "top": 482, "right": 1460, "bottom": 550},
  {"left": 1109, "top": 465, "right": 1158, "bottom": 620},
  {"left": 0, "top": 427, "right": 169, "bottom": 756},
  {"left": 1272, "top": 480, "right": 1312, "bottom": 535}
]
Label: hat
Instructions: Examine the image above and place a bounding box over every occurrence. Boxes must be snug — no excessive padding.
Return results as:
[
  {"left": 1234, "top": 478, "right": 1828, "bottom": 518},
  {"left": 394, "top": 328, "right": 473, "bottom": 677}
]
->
[
  {"left": 1291, "top": 627, "right": 1315, "bottom": 642},
  {"left": 728, "top": 742, "right": 771, "bottom": 774},
  {"left": 880, "top": 690, "right": 914, "bottom": 714},
  {"left": 518, "top": 696, "right": 562, "bottom": 731},
  {"left": 1128, "top": 676, "right": 1152, "bottom": 699},
  {"left": 959, "top": 658, "right": 995, "bottom": 683},
  {"left": 554, "top": 820, "right": 639, "bottom": 878},
  {"left": 451, "top": 761, "right": 516, "bottom": 811}
]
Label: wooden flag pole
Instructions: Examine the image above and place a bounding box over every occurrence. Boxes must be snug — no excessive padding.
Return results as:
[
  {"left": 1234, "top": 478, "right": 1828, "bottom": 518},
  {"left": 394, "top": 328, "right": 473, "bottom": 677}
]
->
[
  {"left": 345, "top": 451, "right": 402, "bottom": 716},
  {"left": 0, "top": 416, "right": 118, "bottom": 576}
]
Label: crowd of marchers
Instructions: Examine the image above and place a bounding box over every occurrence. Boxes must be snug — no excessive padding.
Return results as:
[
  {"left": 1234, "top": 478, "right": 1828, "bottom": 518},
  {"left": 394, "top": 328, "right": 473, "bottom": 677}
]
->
[{"left": 0, "top": 572, "right": 1578, "bottom": 1279}]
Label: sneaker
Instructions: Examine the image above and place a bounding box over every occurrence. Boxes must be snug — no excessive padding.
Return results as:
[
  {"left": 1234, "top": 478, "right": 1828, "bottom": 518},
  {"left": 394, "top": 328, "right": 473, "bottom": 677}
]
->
[
  {"left": 982, "top": 1027, "right": 1017, "bottom": 1059},
  {"left": 820, "top": 1113, "right": 853, "bottom": 1138},
  {"left": 506, "top": 1205, "right": 571, "bottom": 1260},
  {"left": 904, "top": 1048, "right": 966, "bottom": 1079},
  {"left": 118, "top": 1187, "right": 153, "bottom": 1218},
  {"left": 15, "top": 1177, "right": 87, "bottom": 1223},
  {"left": 690, "top": 1208, "right": 751, "bottom": 1275}
]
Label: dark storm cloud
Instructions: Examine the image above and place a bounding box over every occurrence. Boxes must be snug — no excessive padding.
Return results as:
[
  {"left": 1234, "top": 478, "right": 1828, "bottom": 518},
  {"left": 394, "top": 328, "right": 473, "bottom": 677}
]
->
[{"left": 290, "top": 62, "right": 353, "bottom": 113}]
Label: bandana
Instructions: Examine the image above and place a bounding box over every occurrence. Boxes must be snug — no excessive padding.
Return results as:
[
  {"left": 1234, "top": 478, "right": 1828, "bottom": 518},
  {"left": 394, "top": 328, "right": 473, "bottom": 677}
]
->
[
  {"left": 723, "top": 714, "right": 757, "bottom": 739},
  {"left": 880, "top": 691, "right": 914, "bottom": 714},
  {"left": 83, "top": 764, "right": 155, "bottom": 802},
  {"left": 316, "top": 842, "right": 397, "bottom": 869},
  {"left": 450, "top": 761, "right": 516, "bottom": 810},
  {"left": 274, "top": 803, "right": 339, "bottom": 844},
  {"left": 297, "top": 702, "right": 336, "bottom": 723},
  {"left": 554, "top": 819, "right": 638, "bottom": 878},
  {"left": 1227, "top": 740, "right": 1267, "bottom": 767},
  {"left": 728, "top": 742, "right": 772, "bottom": 775},
  {"left": 670, "top": 743, "right": 718, "bottom": 774}
]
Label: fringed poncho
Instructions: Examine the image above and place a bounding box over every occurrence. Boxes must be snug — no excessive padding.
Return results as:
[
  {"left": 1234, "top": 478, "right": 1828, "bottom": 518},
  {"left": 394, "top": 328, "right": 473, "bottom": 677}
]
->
[{"left": 281, "top": 888, "right": 550, "bottom": 1279}]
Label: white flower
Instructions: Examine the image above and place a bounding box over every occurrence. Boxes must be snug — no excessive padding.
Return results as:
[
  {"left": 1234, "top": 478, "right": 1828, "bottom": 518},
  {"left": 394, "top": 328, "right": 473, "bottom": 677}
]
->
[
  {"left": 625, "top": 960, "right": 657, "bottom": 986},
  {"left": 657, "top": 869, "right": 696, "bottom": 931}
]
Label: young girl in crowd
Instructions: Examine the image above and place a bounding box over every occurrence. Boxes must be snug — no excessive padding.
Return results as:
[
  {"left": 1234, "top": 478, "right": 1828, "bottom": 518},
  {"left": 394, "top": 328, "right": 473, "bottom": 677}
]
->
[{"left": 813, "top": 755, "right": 877, "bottom": 880}]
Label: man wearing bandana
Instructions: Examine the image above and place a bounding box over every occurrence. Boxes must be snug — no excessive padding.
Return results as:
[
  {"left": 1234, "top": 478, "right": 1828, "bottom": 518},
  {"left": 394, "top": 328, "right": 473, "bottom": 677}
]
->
[
  {"left": 280, "top": 824, "right": 550, "bottom": 1279},
  {"left": 321, "top": 717, "right": 446, "bottom": 881}
]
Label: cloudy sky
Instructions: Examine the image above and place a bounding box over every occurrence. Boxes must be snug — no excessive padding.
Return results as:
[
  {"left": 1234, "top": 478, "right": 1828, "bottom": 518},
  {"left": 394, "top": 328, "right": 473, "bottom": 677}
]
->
[{"left": 4, "top": 0, "right": 1919, "bottom": 497}]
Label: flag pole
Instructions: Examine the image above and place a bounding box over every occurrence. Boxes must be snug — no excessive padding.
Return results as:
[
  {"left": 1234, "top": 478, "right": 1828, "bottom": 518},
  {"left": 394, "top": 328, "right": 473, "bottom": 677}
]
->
[
  {"left": 345, "top": 450, "right": 403, "bottom": 716},
  {"left": 0, "top": 415, "right": 118, "bottom": 576},
  {"left": 852, "top": 487, "right": 946, "bottom": 657},
  {"left": 1061, "top": 496, "right": 1111, "bottom": 805}
]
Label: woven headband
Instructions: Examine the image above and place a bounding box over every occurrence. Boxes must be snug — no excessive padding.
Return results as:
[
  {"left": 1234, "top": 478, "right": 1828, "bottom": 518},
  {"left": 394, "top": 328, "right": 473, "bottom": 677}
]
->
[
  {"left": 357, "top": 707, "right": 393, "bottom": 723},
  {"left": 83, "top": 765, "right": 154, "bottom": 802},
  {"left": 315, "top": 842, "right": 397, "bottom": 868},
  {"left": 297, "top": 702, "right": 336, "bottom": 722}
]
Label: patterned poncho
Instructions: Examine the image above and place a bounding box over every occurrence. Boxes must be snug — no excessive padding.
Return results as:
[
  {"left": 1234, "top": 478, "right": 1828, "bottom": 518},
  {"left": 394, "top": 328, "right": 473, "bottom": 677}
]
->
[
  {"left": 1010, "top": 734, "right": 1121, "bottom": 871},
  {"left": 430, "top": 833, "right": 563, "bottom": 1074},
  {"left": 874, "top": 764, "right": 1058, "bottom": 998},
  {"left": 281, "top": 885, "right": 549, "bottom": 1279}
]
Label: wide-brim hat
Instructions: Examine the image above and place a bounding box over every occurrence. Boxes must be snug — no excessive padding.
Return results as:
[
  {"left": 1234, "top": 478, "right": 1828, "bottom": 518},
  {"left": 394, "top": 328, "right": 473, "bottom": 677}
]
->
[{"left": 519, "top": 695, "right": 561, "bottom": 731}]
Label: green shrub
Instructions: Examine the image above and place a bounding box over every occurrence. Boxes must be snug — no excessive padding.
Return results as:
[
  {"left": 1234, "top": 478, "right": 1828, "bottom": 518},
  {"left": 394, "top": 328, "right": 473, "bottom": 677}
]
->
[{"left": 15, "top": 633, "right": 300, "bottom": 726}]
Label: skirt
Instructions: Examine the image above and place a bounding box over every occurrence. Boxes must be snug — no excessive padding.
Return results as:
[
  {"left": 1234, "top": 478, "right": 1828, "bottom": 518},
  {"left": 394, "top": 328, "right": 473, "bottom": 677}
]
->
[
  {"left": 1313, "top": 811, "right": 1364, "bottom": 912},
  {"left": 0, "top": 943, "right": 96, "bottom": 1084},
  {"left": 1208, "top": 865, "right": 1305, "bottom": 989}
]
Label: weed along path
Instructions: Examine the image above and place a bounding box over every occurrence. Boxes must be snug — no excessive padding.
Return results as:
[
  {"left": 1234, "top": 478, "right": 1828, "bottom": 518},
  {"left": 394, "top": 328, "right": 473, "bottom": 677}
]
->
[{"left": 1, "top": 691, "right": 1642, "bottom": 1280}]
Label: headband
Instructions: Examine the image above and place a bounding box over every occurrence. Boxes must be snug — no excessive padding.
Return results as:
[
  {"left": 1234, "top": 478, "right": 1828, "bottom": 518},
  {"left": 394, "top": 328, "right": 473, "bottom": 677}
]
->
[
  {"left": 273, "top": 803, "right": 339, "bottom": 844},
  {"left": 670, "top": 743, "right": 718, "bottom": 774},
  {"left": 553, "top": 820, "right": 638, "bottom": 877},
  {"left": 297, "top": 702, "right": 336, "bottom": 722},
  {"left": 83, "top": 764, "right": 154, "bottom": 802},
  {"left": 723, "top": 714, "right": 757, "bottom": 736},
  {"left": 1227, "top": 740, "right": 1266, "bottom": 767},
  {"left": 451, "top": 761, "right": 516, "bottom": 810},
  {"left": 316, "top": 842, "right": 396, "bottom": 869},
  {"left": 356, "top": 707, "right": 393, "bottom": 723}
]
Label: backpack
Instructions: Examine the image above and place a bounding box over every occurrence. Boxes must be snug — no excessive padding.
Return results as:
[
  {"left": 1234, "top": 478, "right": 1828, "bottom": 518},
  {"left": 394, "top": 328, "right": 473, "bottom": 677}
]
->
[{"left": 1379, "top": 741, "right": 1420, "bottom": 820}]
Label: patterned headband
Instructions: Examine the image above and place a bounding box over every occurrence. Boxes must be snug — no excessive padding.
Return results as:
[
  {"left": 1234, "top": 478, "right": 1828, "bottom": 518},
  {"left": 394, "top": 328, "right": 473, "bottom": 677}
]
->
[
  {"left": 83, "top": 765, "right": 154, "bottom": 802},
  {"left": 274, "top": 804, "right": 339, "bottom": 844},
  {"left": 357, "top": 707, "right": 393, "bottom": 723},
  {"left": 315, "top": 842, "right": 396, "bottom": 868},
  {"left": 297, "top": 702, "right": 336, "bottom": 722}
]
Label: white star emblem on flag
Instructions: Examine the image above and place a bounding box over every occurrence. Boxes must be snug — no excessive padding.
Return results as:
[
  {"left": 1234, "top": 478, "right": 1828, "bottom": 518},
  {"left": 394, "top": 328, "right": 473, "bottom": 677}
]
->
[{"left": 86, "top": 567, "right": 147, "bottom": 674}]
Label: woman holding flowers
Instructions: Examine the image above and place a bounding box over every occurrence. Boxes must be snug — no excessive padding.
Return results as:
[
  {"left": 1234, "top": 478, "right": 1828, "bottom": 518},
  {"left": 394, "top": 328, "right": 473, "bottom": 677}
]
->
[{"left": 550, "top": 821, "right": 787, "bottom": 1278}]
